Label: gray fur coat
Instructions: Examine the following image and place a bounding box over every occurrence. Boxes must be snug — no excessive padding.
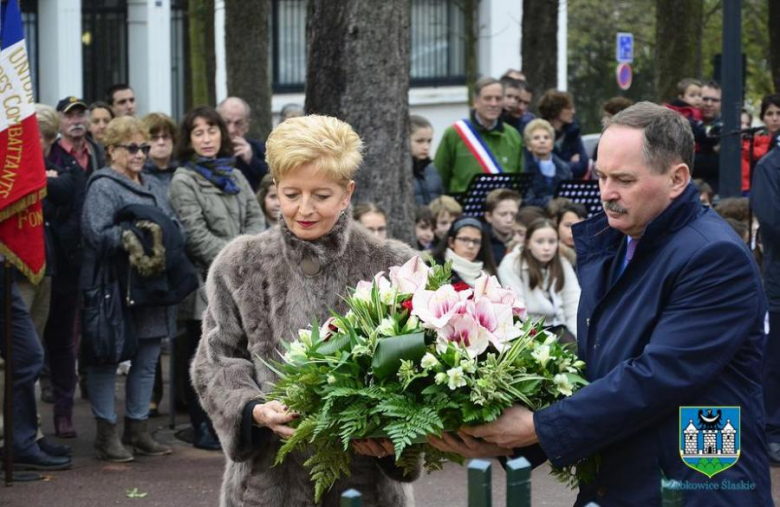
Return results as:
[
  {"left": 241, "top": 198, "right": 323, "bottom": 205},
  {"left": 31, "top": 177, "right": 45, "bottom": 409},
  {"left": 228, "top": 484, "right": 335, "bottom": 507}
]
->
[{"left": 191, "top": 214, "right": 421, "bottom": 507}]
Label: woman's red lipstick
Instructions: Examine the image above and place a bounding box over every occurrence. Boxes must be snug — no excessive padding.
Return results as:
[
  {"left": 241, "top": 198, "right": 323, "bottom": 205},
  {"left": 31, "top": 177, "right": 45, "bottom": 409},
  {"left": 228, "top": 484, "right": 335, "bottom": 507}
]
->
[{"left": 297, "top": 221, "right": 316, "bottom": 228}]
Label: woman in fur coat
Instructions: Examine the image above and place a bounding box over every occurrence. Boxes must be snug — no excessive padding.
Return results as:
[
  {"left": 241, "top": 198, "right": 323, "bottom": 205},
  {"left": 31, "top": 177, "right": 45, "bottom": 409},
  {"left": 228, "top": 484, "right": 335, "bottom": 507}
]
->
[{"left": 190, "top": 115, "right": 421, "bottom": 507}]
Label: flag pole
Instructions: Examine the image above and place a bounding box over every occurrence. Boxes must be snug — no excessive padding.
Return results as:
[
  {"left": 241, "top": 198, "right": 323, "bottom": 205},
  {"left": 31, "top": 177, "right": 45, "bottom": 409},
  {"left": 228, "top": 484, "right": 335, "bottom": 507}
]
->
[{"left": 4, "top": 260, "right": 13, "bottom": 486}]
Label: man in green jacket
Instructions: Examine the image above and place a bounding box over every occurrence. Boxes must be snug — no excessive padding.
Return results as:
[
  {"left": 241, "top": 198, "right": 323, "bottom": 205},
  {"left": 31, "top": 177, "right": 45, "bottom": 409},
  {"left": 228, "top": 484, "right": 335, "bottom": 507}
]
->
[{"left": 434, "top": 77, "right": 524, "bottom": 194}]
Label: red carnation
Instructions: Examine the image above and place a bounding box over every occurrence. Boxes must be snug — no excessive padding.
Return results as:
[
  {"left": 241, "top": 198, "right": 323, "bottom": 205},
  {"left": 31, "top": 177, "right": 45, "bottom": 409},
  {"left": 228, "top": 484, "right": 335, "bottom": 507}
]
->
[{"left": 452, "top": 281, "right": 471, "bottom": 293}]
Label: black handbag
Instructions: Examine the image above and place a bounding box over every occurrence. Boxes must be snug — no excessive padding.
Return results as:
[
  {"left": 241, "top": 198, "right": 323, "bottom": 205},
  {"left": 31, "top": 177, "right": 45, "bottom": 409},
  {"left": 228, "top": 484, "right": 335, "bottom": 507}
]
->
[{"left": 80, "top": 260, "right": 137, "bottom": 366}]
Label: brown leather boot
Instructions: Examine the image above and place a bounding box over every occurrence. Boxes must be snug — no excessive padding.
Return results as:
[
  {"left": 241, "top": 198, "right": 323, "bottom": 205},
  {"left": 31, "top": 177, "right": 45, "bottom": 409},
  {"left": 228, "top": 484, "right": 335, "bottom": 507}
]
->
[
  {"left": 94, "top": 418, "right": 134, "bottom": 463},
  {"left": 122, "top": 417, "right": 172, "bottom": 456}
]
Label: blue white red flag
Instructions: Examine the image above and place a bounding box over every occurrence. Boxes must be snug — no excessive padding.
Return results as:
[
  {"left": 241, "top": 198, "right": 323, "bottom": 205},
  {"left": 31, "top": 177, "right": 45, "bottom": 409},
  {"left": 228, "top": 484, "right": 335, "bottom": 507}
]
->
[
  {"left": 452, "top": 119, "right": 504, "bottom": 175},
  {"left": 0, "top": 0, "right": 46, "bottom": 283}
]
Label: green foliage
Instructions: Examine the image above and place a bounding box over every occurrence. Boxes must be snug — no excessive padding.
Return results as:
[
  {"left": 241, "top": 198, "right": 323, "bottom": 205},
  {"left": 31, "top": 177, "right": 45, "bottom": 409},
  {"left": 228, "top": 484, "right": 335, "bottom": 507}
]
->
[
  {"left": 568, "top": 0, "right": 774, "bottom": 135},
  {"left": 700, "top": 0, "right": 774, "bottom": 111},
  {"left": 260, "top": 266, "right": 598, "bottom": 500},
  {"left": 303, "top": 441, "right": 352, "bottom": 503},
  {"left": 568, "top": 0, "right": 657, "bottom": 134},
  {"left": 425, "top": 261, "right": 453, "bottom": 291}
]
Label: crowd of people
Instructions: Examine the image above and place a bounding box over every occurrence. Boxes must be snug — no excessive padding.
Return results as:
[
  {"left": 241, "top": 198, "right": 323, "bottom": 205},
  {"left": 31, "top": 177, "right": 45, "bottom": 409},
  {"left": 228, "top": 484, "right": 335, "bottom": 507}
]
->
[{"left": 1, "top": 67, "right": 779, "bottom": 506}]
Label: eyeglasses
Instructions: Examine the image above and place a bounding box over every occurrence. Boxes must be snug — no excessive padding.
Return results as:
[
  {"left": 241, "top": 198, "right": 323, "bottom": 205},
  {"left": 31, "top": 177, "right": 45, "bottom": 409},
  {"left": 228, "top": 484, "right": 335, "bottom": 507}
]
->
[
  {"left": 455, "top": 237, "right": 481, "bottom": 247},
  {"left": 115, "top": 144, "right": 151, "bottom": 156},
  {"left": 151, "top": 134, "right": 172, "bottom": 142}
]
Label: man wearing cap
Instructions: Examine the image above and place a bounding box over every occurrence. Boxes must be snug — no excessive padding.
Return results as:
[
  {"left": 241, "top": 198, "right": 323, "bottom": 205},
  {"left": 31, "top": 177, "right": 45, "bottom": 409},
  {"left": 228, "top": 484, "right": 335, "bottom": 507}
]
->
[{"left": 49, "top": 96, "right": 104, "bottom": 175}]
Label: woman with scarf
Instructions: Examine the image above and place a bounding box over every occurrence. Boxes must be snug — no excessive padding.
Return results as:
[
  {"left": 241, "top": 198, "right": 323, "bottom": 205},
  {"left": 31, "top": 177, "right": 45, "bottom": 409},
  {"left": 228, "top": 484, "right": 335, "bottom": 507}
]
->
[
  {"left": 431, "top": 216, "right": 497, "bottom": 287},
  {"left": 169, "top": 106, "right": 265, "bottom": 450}
]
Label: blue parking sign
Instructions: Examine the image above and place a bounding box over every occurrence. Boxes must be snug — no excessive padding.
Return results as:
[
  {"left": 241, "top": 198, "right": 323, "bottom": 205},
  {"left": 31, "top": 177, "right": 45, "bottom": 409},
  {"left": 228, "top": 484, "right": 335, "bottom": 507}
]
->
[{"left": 616, "top": 32, "right": 633, "bottom": 63}]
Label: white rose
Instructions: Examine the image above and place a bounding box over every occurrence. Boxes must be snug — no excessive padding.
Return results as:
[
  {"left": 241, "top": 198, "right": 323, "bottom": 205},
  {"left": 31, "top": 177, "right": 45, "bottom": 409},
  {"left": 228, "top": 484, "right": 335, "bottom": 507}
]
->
[
  {"left": 377, "top": 318, "right": 396, "bottom": 337},
  {"left": 553, "top": 374, "right": 573, "bottom": 397},
  {"left": 420, "top": 353, "right": 439, "bottom": 370},
  {"left": 532, "top": 345, "right": 551, "bottom": 368},
  {"left": 446, "top": 367, "right": 467, "bottom": 390}
]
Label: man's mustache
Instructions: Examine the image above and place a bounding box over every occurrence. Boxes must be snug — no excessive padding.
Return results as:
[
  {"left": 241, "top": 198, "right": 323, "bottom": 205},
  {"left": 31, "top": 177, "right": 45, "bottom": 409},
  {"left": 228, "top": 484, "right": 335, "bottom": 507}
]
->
[{"left": 602, "top": 201, "right": 627, "bottom": 214}]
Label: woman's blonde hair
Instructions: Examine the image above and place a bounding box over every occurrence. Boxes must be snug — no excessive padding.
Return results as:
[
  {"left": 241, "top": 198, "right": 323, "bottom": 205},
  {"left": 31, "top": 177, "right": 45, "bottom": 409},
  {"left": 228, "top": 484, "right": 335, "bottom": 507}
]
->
[
  {"left": 523, "top": 118, "right": 555, "bottom": 146},
  {"left": 103, "top": 116, "right": 150, "bottom": 163},
  {"left": 35, "top": 104, "right": 59, "bottom": 142},
  {"left": 265, "top": 114, "right": 362, "bottom": 186}
]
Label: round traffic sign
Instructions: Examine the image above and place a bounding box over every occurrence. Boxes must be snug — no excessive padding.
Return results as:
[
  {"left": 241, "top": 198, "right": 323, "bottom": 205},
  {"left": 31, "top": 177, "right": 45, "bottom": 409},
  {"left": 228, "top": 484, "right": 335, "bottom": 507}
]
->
[{"left": 616, "top": 62, "right": 632, "bottom": 90}]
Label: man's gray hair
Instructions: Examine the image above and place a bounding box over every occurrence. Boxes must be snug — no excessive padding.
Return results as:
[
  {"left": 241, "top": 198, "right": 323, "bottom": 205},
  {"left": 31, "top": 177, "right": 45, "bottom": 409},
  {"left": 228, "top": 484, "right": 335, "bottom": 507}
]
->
[
  {"left": 603, "top": 101, "right": 694, "bottom": 174},
  {"left": 217, "top": 96, "right": 251, "bottom": 118},
  {"left": 474, "top": 77, "right": 502, "bottom": 99}
]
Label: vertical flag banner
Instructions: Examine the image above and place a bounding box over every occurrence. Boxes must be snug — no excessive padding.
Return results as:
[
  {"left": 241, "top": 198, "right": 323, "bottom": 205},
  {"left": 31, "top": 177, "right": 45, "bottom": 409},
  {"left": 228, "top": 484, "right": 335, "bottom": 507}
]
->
[{"left": 0, "top": 0, "right": 47, "bottom": 283}]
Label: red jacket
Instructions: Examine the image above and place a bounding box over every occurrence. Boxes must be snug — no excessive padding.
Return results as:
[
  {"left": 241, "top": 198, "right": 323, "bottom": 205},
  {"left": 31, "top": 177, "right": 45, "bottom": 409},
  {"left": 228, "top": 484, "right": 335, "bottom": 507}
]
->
[
  {"left": 665, "top": 101, "right": 703, "bottom": 122},
  {"left": 741, "top": 134, "right": 773, "bottom": 192}
]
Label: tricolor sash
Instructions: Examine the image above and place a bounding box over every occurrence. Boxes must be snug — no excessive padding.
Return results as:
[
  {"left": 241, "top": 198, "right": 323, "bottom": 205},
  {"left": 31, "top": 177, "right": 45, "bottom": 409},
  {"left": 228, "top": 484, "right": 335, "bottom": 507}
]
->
[{"left": 452, "top": 119, "right": 504, "bottom": 174}]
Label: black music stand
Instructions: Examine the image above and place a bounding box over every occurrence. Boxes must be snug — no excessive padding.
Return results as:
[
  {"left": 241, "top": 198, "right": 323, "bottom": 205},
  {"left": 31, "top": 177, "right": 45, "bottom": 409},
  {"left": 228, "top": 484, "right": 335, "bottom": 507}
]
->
[
  {"left": 554, "top": 180, "right": 602, "bottom": 217},
  {"left": 457, "top": 173, "right": 533, "bottom": 217}
]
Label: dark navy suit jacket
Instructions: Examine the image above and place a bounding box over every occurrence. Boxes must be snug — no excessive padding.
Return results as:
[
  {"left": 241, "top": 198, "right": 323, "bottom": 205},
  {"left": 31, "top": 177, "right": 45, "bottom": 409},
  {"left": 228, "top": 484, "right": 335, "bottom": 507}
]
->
[{"left": 533, "top": 183, "right": 773, "bottom": 506}]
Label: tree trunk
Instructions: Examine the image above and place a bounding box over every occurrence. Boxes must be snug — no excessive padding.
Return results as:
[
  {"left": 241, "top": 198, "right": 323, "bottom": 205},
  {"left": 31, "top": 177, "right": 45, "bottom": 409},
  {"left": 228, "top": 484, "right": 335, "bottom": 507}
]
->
[
  {"left": 770, "top": 0, "right": 780, "bottom": 93},
  {"left": 224, "top": 0, "right": 272, "bottom": 140},
  {"left": 654, "top": 0, "right": 704, "bottom": 102},
  {"left": 521, "top": 0, "right": 558, "bottom": 95},
  {"left": 188, "top": 0, "right": 216, "bottom": 109},
  {"left": 461, "top": 0, "right": 479, "bottom": 107},
  {"left": 305, "top": 0, "right": 414, "bottom": 244}
]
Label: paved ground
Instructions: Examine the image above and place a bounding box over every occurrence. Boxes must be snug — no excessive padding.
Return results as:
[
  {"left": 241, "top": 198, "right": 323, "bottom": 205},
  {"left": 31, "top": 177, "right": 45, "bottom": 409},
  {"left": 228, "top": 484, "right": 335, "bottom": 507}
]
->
[{"left": 2, "top": 351, "right": 779, "bottom": 506}]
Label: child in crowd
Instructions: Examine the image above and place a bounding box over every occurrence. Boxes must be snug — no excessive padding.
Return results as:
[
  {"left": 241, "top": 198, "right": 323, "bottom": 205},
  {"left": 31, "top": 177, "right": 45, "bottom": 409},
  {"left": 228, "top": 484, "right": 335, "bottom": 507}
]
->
[
  {"left": 484, "top": 188, "right": 521, "bottom": 265},
  {"left": 508, "top": 206, "right": 547, "bottom": 251},
  {"left": 431, "top": 216, "right": 497, "bottom": 286},
  {"left": 666, "top": 78, "right": 703, "bottom": 121},
  {"left": 693, "top": 178, "right": 714, "bottom": 207},
  {"left": 429, "top": 195, "right": 462, "bottom": 241},
  {"left": 410, "top": 115, "right": 443, "bottom": 205},
  {"left": 555, "top": 202, "right": 587, "bottom": 267},
  {"left": 354, "top": 202, "right": 389, "bottom": 241},
  {"left": 498, "top": 218, "right": 581, "bottom": 341},
  {"left": 522, "top": 119, "right": 572, "bottom": 208},
  {"left": 256, "top": 174, "right": 280, "bottom": 228},
  {"left": 414, "top": 205, "right": 436, "bottom": 251}
]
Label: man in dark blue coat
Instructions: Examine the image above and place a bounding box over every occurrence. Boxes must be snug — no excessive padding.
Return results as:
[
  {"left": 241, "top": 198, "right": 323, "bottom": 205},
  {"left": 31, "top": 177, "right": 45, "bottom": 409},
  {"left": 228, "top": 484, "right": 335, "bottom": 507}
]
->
[
  {"left": 750, "top": 142, "right": 780, "bottom": 465},
  {"left": 436, "top": 102, "right": 773, "bottom": 505}
]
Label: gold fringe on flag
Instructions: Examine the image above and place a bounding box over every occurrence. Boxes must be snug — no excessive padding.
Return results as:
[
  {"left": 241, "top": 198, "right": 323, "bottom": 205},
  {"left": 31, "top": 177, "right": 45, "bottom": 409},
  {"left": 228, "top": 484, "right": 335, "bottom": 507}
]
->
[
  {"left": 0, "top": 242, "right": 45, "bottom": 285},
  {"left": 0, "top": 187, "right": 47, "bottom": 223}
]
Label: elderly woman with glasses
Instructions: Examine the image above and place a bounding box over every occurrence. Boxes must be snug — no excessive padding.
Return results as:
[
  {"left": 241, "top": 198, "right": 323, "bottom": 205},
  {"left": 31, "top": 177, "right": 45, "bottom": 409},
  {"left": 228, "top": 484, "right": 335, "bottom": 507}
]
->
[
  {"left": 189, "top": 115, "right": 421, "bottom": 506},
  {"left": 81, "top": 116, "right": 178, "bottom": 463}
]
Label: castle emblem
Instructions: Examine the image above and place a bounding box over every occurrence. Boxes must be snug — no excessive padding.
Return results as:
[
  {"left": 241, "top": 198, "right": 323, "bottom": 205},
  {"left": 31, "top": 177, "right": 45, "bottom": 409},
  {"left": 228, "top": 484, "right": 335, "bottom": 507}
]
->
[{"left": 679, "top": 406, "right": 740, "bottom": 478}]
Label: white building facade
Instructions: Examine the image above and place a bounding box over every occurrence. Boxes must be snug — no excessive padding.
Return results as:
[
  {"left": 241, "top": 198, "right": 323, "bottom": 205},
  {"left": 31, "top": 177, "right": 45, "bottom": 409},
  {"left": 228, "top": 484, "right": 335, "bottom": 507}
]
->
[{"left": 26, "top": 0, "right": 567, "bottom": 145}]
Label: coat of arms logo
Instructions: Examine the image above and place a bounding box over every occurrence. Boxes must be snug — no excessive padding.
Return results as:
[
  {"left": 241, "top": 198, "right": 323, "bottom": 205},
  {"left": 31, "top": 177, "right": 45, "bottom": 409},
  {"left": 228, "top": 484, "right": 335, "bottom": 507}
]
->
[{"left": 679, "top": 406, "right": 741, "bottom": 478}]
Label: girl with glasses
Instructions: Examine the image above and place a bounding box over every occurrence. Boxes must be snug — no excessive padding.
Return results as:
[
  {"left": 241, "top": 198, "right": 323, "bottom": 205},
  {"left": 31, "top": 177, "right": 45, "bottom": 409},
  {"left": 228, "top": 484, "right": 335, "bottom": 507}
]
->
[{"left": 430, "top": 216, "right": 497, "bottom": 287}]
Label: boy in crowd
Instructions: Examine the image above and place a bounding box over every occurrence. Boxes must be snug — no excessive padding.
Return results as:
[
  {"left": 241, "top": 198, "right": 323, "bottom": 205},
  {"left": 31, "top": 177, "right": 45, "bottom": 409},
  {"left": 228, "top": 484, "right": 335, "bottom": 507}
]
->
[
  {"left": 414, "top": 206, "right": 436, "bottom": 251},
  {"left": 429, "top": 196, "right": 463, "bottom": 242},
  {"left": 484, "top": 188, "right": 522, "bottom": 265},
  {"left": 666, "top": 78, "right": 703, "bottom": 121}
]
